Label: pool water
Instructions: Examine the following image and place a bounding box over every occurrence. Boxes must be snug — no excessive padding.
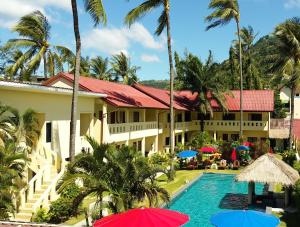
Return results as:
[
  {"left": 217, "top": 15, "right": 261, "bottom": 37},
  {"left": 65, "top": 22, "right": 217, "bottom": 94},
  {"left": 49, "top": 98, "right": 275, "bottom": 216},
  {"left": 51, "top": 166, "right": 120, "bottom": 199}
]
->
[{"left": 167, "top": 173, "right": 263, "bottom": 227}]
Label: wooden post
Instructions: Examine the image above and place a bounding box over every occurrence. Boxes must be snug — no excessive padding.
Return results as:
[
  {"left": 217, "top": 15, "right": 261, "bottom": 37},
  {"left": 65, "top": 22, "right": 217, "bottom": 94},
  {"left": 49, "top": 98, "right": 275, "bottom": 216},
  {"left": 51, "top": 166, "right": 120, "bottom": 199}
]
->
[
  {"left": 248, "top": 182, "right": 255, "bottom": 204},
  {"left": 284, "top": 187, "right": 290, "bottom": 207}
]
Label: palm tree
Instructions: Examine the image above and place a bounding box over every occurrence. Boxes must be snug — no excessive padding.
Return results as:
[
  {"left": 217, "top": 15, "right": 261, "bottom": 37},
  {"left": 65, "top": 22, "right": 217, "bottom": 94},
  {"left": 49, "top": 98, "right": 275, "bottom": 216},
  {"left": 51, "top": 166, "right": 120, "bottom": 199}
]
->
[
  {"left": 0, "top": 104, "right": 15, "bottom": 146},
  {"left": 206, "top": 0, "right": 243, "bottom": 137},
  {"left": 90, "top": 56, "right": 112, "bottom": 80},
  {"left": 0, "top": 141, "right": 27, "bottom": 219},
  {"left": 111, "top": 52, "right": 140, "bottom": 85},
  {"left": 125, "top": 0, "right": 176, "bottom": 157},
  {"left": 58, "top": 137, "right": 169, "bottom": 216},
  {"left": 4, "top": 49, "right": 29, "bottom": 81},
  {"left": 69, "top": 0, "right": 107, "bottom": 162},
  {"left": 6, "top": 11, "right": 72, "bottom": 79},
  {"left": 175, "top": 51, "right": 228, "bottom": 131},
  {"left": 69, "top": 56, "right": 90, "bottom": 76},
  {"left": 269, "top": 17, "right": 300, "bottom": 149}
]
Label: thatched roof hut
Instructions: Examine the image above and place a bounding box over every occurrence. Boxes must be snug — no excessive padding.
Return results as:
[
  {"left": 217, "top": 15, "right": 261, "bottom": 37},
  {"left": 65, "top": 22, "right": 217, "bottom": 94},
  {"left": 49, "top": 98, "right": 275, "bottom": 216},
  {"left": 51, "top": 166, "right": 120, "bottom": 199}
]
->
[{"left": 236, "top": 153, "right": 300, "bottom": 187}]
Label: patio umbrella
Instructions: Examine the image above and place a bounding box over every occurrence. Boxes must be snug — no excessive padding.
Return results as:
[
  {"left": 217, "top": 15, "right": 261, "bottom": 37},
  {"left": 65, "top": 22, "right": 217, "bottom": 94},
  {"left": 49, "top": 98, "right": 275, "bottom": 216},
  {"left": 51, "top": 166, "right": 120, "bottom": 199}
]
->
[
  {"left": 177, "top": 150, "right": 198, "bottom": 158},
  {"left": 243, "top": 142, "right": 254, "bottom": 147},
  {"left": 210, "top": 210, "right": 279, "bottom": 227},
  {"left": 236, "top": 145, "right": 250, "bottom": 151},
  {"left": 231, "top": 149, "right": 237, "bottom": 161},
  {"left": 93, "top": 208, "right": 189, "bottom": 227},
  {"left": 199, "top": 146, "right": 216, "bottom": 153}
]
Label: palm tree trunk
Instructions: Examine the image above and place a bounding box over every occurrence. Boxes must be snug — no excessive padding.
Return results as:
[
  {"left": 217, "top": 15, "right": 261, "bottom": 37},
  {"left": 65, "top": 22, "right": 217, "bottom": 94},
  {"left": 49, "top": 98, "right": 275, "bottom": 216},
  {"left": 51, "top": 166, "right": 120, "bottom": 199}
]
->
[
  {"left": 165, "top": 0, "right": 175, "bottom": 159},
  {"left": 289, "top": 85, "right": 295, "bottom": 149},
  {"left": 200, "top": 116, "right": 205, "bottom": 132},
  {"left": 236, "top": 20, "right": 243, "bottom": 138},
  {"left": 43, "top": 52, "right": 47, "bottom": 79},
  {"left": 70, "top": 0, "right": 81, "bottom": 162}
]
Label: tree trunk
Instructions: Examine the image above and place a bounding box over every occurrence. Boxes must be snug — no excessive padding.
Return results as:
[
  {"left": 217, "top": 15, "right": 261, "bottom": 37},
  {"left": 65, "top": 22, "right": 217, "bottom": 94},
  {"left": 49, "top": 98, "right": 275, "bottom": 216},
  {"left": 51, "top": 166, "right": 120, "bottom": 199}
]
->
[
  {"left": 200, "top": 114, "right": 205, "bottom": 132},
  {"left": 70, "top": 0, "right": 81, "bottom": 162},
  {"left": 236, "top": 21, "right": 243, "bottom": 138},
  {"left": 165, "top": 0, "right": 175, "bottom": 157},
  {"left": 289, "top": 85, "right": 295, "bottom": 149},
  {"left": 43, "top": 52, "right": 47, "bottom": 79}
]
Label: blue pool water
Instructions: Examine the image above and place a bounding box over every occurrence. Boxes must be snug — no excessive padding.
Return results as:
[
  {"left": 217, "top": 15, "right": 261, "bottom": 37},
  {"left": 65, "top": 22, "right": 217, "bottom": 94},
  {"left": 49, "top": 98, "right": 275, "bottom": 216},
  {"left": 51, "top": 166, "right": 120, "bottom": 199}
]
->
[{"left": 167, "top": 173, "right": 263, "bottom": 227}]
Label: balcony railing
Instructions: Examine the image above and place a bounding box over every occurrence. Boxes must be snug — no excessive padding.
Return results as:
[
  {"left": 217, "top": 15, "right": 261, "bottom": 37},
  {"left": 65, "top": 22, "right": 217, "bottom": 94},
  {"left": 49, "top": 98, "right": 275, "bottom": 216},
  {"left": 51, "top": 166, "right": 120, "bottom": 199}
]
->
[{"left": 109, "top": 121, "right": 159, "bottom": 134}]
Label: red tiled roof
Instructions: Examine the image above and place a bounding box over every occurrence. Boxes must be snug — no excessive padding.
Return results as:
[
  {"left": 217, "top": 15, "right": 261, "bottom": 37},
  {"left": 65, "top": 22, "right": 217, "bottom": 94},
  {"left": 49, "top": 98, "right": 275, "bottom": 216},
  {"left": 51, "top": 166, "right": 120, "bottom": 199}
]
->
[
  {"left": 133, "top": 83, "right": 274, "bottom": 112},
  {"left": 133, "top": 83, "right": 198, "bottom": 111},
  {"left": 43, "top": 73, "right": 169, "bottom": 109}
]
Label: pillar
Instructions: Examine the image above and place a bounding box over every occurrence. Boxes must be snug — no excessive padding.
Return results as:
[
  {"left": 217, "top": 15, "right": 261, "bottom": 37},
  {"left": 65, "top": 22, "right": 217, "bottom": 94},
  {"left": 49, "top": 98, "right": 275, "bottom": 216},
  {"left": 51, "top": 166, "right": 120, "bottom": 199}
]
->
[
  {"left": 284, "top": 187, "right": 290, "bottom": 207},
  {"left": 248, "top": 182, "right": 255, "bottom": 204},
  {"left": 182, "top": 132, "right": 185, "bottom": 146},
  {"left": 142, "top": 137, "right": 146, "bottom": 156},
  {"left": 102, "top": 104, "right": 108, "bottom": 143},
  {"left": 213, "top": 131, "right": 217, "bottom": 141},
  {"left": 155, "top": 135, "right": 159, "bottom": 153}
]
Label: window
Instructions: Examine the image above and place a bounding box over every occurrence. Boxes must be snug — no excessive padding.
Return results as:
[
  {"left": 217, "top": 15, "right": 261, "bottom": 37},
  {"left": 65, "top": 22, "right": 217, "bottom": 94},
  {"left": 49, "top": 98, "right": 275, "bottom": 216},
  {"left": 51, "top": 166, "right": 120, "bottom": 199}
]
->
[
  {"left": 165, "top": 137, "right": 170, "bottom": 146},
  {"left": 223, "top": 113, "right": 235, "bottom": 121},
  {"left": 133, "top": 111, "right": 140, "bottom": 122},
  {"left": 98, "top": 111, "right": 103, "bottom": 120},
  {"left": 177, "top": 134, "right": 182, "bottom": 144},
  {"left": 119, "top": 111, "right": 126, "bottom": 123},
  {"left": 222, "top": 134, "right": 228, "bottom": 141},
  {"left": 138, "top": 141, "right": 142, "bottom": 151},
  {"left": 248, "top": 137, "right": 257, "bottom": 143},
  {"left": 231, "top": 134, "right": 239, "bottom": 141},
  {"left": 250, "top": 113, "right": 262, "bottom": 121},
  {"left": 110, "top": 112, "right": 116, "bottom": 124},
  {"left": 185, "top": 112, "right": 192, "bottom": 122},
  {"left": 176, "top": 113, "right": 183, "bottom": 122},
  {"left": 46, "top": 122, "right": 52, "bottom": 143},
  {"left": 184, "top": 132, "right": 188, "bottom": 143}
]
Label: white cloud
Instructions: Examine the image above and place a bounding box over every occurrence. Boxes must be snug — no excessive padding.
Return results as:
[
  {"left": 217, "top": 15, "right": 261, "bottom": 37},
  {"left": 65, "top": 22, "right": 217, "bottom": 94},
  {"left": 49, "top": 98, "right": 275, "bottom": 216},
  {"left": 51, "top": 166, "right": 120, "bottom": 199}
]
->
[
  {"left": 141, "top": 54, "right": 160, "bottom": 63},
  {"left": 284, "top": 0, "right": 300, "bottom": 8},
  {"left": 82, "top": 23, "right": 166, "bottom": 55},
  {"left": 0, "top": 0, "right": 70, "bottom": 28}
]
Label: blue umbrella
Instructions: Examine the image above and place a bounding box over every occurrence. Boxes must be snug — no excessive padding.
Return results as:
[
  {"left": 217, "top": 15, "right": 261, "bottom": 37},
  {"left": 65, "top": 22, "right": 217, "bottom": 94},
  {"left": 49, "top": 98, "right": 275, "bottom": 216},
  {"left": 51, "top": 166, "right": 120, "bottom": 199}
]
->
[
  {"left": 177, "top": 150, "right": 198, "bottom": 158},
  {"left": 236, "top": 145, "right": 250, "bottom": 151},
  {"left": 210, "top": 210, "right": 280, "bottom": 227}
]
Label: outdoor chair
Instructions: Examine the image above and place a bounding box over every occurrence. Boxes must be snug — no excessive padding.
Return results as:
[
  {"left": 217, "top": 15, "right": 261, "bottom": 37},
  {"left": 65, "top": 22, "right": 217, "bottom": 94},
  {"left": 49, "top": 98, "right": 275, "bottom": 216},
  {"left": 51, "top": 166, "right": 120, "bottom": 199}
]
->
[
  {"left": 218, "top": 159, "right": 227, "bottom": 170},
  {"left": 232, "top": 160, "right": 240, "bottom": 170}
]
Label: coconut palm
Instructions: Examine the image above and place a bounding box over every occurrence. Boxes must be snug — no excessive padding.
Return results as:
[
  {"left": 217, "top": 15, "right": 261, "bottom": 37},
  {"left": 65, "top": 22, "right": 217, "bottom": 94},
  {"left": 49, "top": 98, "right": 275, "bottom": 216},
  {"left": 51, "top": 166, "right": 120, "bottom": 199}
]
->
[
  {"left": 206, "top": 0, "right": 244, "bottom": 137},
  {"left": 269, "top": 17, "right": 300, "bottom": 149},
  {"left": 125, "top": 0, "right": 176, "bottom": 157},
  {"left": 0, "top": 104, "right": 15, "bottom": 146},
  {"left": 0, "top": 141, "right": 27, "bottom": 219},
  {"left": 69, "top": 0, "right": 107, "bottom": 161},
  {"left": 111, "top": 52, "right": 140, "bottom": 85},
  {"left": 6, "top": 11, "right": 72, "bottom": 79},
  {"left": 90, "top": 56, "right": 112, "bottom": 80},
  {"left": 58, "top": 137, "right": 169, "bottom": 216},
  {"left": 175, "top": 51, "right": 228, "bottom": 131}
]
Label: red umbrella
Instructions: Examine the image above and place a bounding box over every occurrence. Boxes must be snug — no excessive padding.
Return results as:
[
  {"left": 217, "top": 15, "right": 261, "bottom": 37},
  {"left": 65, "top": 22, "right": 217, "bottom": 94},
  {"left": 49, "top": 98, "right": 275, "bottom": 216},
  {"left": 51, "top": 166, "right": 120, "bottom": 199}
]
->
[
  {"left": 231, "top": 149, "right": 237, "bottom": 161},
  {"left": 243, "top": 141, "right": 254, "bottom": 147},
  {"left": 93, "top": 208, "right": 189, "bottom": 227},
  {"left": 199, "top": 146, "right": 216, "bottom": 153}
]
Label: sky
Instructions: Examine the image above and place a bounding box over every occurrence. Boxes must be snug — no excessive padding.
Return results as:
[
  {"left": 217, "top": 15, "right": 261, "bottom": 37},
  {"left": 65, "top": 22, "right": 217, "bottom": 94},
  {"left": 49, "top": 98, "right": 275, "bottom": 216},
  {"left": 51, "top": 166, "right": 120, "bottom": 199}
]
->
[{"left": 0, "top": 0, "right": 299, "bottom": 80}]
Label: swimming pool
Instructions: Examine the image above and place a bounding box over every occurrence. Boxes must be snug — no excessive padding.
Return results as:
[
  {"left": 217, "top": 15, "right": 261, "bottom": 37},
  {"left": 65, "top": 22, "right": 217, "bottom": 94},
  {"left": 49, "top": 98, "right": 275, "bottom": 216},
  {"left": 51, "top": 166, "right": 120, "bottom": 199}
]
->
[{"left": 167, "top": 173, "right": 263, "bottom": 227}]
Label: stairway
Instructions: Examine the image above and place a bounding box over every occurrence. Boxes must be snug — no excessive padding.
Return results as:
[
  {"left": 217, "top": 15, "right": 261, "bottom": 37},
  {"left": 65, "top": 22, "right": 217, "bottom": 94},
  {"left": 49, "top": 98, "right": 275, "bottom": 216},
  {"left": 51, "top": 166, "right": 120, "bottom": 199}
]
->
[{"left": 14, "top": 167, "right": 58, "bottom": 222}]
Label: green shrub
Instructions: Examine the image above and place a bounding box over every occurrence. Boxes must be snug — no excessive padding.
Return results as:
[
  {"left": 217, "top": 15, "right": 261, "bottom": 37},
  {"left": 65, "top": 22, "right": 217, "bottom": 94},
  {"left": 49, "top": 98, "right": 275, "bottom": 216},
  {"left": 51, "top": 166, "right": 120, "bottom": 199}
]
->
[
  {"left": 190, "top": 132, "right": 212, "bottom": 149},
  {"left": 294, "top": 180, "right": 300, "bottom": 210},
  {"left": 32, "top": 208, "right": 49, "bottom": 223},
  {"left": 282, "top": 150, "right": 296, "bottom": 166},
  {"left": 293, "top": 161, "right": 300, "bottom": 173}
]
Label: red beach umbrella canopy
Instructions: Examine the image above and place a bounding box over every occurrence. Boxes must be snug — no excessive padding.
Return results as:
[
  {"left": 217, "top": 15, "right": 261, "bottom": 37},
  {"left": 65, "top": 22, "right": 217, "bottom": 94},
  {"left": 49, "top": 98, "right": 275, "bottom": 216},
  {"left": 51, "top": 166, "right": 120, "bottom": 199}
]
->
[
  {"left": 199, "top": 146, "right": 216, "bottom": 153},
  {"left": 93, "top": 208, "right": 189, "bottom": 227}
]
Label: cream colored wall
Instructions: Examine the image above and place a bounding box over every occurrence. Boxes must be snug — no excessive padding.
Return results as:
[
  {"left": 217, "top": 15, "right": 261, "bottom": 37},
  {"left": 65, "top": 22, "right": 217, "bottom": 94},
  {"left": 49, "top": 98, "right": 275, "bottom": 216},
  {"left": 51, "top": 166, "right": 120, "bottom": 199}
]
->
[
  {"left": 50, "top": 78, "right": 73, "bottom": 89},
  {"left": 0, "top": 89, "right": 96, "bottom": 159}
]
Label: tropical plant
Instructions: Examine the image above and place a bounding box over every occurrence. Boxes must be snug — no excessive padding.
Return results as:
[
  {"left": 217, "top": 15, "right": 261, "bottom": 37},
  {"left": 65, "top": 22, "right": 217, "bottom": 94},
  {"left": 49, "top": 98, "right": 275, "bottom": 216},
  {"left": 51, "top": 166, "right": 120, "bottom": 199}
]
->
[
  {"left": 125, "top": 0, "right": 176, "bottom": 157},
  {"left": 0, "top": 141, "right": 27, "bottom": 219},
  {"left": 90, "top": 56, "right": 112, "bottom": 80},
  {"left": 190, "top": 131, "right": 213, "bottom": 149},
  {"left": 69, "top": 56, "right": 90, "bottom": 76},
  {"left": 206, "top": 0, "right": 243, "bottom": 137},
  {"left": 175, "top": 51, "right": 227, "bottom": 131},
  {"left": 69, "top": 0, "right": 107, "bottom": 162},
  {"left": 5, "top": 11, "right": 72, "bottom": 79},
  {"left": 0, "top": 104, "right": 15, "bottom": 146},
  {"left": 111, "top": 52, "right": 139, "bottom": 85},
  {"left": 269, "top": 17, "right": 300, "bottom": 149},
  {"left": 58, "top": 137, "right": 169, "bottom": 218}
]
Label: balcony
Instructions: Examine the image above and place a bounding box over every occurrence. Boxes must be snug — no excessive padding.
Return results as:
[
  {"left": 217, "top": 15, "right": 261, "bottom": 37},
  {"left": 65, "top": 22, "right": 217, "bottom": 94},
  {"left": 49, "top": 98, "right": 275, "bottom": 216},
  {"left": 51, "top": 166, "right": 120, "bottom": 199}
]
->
[
  {"left": 165, "top": 120, "right": 269, "bottom": 132},
  {"left": 107, "top": 121, "right": 162, "bottom": 142}
]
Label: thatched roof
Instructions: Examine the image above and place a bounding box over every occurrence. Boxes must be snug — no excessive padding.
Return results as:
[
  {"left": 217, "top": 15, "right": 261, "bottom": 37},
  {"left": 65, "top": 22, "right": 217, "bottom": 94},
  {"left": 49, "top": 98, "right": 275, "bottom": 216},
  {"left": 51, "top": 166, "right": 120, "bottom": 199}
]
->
[{"left": 236, "top": 153, "right": 300, "bottom": 186}]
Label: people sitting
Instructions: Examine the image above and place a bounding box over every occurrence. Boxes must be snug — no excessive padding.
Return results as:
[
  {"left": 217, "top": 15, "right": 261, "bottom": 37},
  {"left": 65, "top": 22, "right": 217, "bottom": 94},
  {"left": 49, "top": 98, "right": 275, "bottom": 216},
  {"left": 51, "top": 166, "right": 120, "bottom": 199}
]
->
[
  {"left": 233, "top": 160, "right": 240, "bottom": 170},
  {"left": 219, "top": 159, "right": 227, "bottom": 170}
]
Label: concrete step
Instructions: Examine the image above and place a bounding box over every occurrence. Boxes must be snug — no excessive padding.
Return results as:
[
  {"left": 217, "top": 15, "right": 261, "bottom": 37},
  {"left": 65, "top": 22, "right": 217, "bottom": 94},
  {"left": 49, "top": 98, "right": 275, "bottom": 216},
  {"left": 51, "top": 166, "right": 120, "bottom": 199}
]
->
[{"left": 15, "top": 213, "right": 32, "bottom": 222}]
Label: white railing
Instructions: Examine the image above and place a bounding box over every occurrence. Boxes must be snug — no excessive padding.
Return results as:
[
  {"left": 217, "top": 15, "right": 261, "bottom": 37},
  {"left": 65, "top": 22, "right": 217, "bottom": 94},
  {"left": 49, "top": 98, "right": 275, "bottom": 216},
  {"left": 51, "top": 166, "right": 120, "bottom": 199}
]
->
[
  {"left": 108, "top": 121, "right": 159, "bottom": 134},
  {"left": 202, "top": 120, "right": 268, "bottom": 131},
  {"left": 32, "top": 165, "right": 65, "bottom": 211}
]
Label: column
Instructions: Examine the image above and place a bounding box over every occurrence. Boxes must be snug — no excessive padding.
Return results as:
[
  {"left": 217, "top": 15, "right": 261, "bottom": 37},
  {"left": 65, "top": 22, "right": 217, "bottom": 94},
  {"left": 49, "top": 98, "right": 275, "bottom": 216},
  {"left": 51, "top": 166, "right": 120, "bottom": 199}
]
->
[
  {"left": 213, "top": 131, "right": 217, "bottom": 141},
  {"left": 182, "top": 132, "right": 185, "bottom": 146},
  {"left": 155, "top": 135, "right": 159, "bottom": 153},
  {"left": 102, "top": 104, "right": 108, "bottom": 143},
  {"left": 142, "top": 137, "right": 146, "bottom": 156}
]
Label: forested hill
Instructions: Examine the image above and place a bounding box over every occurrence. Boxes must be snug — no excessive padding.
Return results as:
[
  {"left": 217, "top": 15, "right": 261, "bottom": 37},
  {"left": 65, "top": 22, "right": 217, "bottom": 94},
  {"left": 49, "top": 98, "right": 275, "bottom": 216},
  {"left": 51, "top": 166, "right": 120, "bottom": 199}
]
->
[{"left": 140, "top": 80, "right": 169, "bottom": 89}]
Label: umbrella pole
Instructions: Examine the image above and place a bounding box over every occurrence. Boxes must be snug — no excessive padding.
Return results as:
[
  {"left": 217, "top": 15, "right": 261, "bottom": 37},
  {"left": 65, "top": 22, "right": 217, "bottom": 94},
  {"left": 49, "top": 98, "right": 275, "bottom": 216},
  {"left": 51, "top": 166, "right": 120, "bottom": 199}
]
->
[
  {"left": 248, "top": 182, "right": 255, "bottom": 205},
  {"left": 284, "top": 187, "right": 290, "bottom": 207}
]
